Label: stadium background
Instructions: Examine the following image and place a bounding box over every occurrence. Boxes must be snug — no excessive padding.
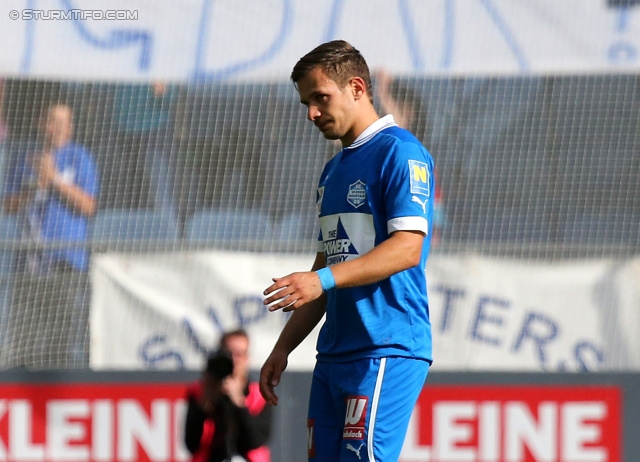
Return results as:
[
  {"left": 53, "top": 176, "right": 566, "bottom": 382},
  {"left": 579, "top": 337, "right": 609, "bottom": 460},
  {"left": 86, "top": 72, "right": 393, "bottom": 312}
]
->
[{"left": 0, "top": 0, "right": 639, "bottom": 460}]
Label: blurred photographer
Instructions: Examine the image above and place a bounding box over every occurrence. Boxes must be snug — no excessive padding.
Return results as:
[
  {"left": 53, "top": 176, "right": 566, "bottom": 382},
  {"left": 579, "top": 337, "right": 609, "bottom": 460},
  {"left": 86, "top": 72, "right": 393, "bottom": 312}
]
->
[{"left": 185, "top": 330, "right": 271, "bottom": 462}]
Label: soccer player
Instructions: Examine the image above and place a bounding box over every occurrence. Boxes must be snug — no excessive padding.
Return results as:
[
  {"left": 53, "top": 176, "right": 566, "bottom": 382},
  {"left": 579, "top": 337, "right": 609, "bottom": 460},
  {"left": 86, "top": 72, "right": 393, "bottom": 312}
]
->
[{"left": 260, "top": 40, "right": 435, "bottom": 461}]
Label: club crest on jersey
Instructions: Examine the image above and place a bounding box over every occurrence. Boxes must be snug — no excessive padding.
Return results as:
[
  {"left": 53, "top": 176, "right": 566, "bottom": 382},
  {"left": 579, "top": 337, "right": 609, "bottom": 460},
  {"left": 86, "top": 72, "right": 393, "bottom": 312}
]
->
[
  {"left": 324, "top": 217, "right": 358, "bottom": 265},
  {"left": 408, "top": 160, "right": 430, "bottom": 197},
  {"left": 347, "top": 180, "right": 367, "bottom": 209}
]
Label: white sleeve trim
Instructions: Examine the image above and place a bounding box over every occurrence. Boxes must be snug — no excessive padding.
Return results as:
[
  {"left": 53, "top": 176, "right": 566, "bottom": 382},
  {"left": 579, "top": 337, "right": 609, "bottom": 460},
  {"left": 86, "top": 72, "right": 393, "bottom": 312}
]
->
[{"left": 387, "top": 216, "right": 429, "bottom": 236}]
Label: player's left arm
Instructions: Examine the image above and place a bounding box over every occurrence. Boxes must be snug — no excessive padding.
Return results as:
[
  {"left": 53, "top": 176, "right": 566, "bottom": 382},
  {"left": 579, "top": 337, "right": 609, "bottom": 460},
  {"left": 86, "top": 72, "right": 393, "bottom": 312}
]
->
[
  {"left": 330, "top": 229, "right": 424, "bottom": 287},
  {"left": 264, "top": 230, "right": 423, "bottom": 312}
]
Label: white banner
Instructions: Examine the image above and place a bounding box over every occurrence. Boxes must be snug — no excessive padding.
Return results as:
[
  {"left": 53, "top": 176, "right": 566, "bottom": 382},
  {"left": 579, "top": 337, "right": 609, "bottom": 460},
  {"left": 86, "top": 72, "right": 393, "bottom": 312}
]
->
[
  {"left": 429, "top": 255, "right": 640, "bottom": 372},
  {"left": 1, "top": 0, "right": 639, "bottom": 81},
  {"left": 91, "top": 251, "right": 640, "bottom": 372},
  {"left": 90, "top": 251, "right": 322, "bottom": 371}
]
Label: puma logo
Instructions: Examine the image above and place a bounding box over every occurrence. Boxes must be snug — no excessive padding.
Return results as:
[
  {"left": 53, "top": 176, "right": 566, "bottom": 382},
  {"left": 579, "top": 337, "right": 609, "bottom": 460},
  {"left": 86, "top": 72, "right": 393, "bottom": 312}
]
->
[
  {"left": 411, "top": 195, "right": 428, "bottom": 214},
  {"left": 346, "top": 443, "right": 365, "bottom": 460}
]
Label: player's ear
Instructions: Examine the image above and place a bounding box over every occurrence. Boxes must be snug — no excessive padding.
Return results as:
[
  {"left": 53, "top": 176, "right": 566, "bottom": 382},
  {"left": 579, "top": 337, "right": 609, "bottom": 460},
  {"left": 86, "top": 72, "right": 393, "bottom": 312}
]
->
[{"left": 350, "top": 77, "right": 367, "bottom": 101}]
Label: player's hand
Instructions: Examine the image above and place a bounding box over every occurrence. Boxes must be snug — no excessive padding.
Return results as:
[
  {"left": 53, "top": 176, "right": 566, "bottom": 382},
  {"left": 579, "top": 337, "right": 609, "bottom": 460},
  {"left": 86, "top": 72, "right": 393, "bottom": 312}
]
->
[
  {"left": 259, "top": 349, "right": 288, "bottom": 406},
  {"left": 263, "top": 272, "right": 323, "bottom": 312}
]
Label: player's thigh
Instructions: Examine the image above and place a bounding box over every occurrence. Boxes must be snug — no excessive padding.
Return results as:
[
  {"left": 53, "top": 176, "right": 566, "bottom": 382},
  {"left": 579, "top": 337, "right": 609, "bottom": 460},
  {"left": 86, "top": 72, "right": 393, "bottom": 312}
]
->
[
  {"left": 338, "top": 357, "right": 429, "bottom": 462},
  {"left": 309, "top": 358, "right": 429, "bottom": 462},
  {"left": 308, "top": 362, "right": 344, "bottom": 461},
  {"left": 365, "top": 357, "right": 429, "bottom": 461}
]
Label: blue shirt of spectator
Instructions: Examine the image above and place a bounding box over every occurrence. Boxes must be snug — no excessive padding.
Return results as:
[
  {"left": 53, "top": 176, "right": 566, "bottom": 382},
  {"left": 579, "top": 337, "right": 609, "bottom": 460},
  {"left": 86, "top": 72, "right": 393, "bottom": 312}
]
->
[{"left": 5, "top": 141, "right": 99, "bottom": 272}]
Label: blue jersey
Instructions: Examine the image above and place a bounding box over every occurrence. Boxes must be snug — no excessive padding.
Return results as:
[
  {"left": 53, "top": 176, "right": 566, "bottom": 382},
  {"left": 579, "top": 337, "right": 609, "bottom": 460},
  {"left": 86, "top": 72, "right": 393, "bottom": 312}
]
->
[
  {"left": 315, "top": 115, "right": 434, "bottom": 363},
  {"left": 6, "top": 141, "right": 99, "bottom": 272}
]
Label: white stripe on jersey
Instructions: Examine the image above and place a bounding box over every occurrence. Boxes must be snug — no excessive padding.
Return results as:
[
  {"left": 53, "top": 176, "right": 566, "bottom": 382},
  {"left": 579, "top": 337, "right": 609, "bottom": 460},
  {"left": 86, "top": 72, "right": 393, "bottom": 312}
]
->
[
  {"left": 388, "top": 216, "right": 430, "bottom": 236},
  {"left": 367, "top": 357, "right": 387, "bottom": 462}
]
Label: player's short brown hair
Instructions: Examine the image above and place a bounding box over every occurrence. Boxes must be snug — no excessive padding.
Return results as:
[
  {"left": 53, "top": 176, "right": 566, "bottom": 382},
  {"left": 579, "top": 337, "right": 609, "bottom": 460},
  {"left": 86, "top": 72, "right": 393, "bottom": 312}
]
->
[{"left": 291, "top": 40, "right": 373, "bottom": 103}]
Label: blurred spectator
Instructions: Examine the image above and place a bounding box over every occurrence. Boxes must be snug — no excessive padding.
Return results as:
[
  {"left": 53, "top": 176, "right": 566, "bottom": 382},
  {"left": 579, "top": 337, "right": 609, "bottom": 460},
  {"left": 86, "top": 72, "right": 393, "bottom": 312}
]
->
[
  {"left": 3, "top": 103, "right": 99, "bottom": 366},
  {"left": 0, "top": 80, "right": 8, "bottom": 191},
  {"left": 110, "top": 82, "right": 178, "bottom": 217},
  {"left": 374, "top": 69, "right": 446, "bottom": 244},
  {"left": 185, "top": 329, "right": 272, "bottom": 462},
  {"left": 0, "top": 81, "right": 7, "bottom": 142},
  {"left": 4, "top": 103, "right": 98, "bottom": 272}
]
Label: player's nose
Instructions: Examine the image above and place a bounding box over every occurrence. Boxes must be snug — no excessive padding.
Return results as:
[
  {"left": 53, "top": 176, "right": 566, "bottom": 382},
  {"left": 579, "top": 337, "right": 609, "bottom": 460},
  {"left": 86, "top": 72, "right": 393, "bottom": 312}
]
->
[{"left": 307, "top": 105, "right": 320, "bottom": 122}]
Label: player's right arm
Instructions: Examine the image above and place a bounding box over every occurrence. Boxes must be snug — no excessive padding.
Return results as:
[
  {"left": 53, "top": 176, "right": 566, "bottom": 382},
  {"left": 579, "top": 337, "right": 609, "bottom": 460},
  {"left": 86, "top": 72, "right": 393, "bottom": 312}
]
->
[{"left": 259, "top": 252, "right": 327, "bottom": 406}]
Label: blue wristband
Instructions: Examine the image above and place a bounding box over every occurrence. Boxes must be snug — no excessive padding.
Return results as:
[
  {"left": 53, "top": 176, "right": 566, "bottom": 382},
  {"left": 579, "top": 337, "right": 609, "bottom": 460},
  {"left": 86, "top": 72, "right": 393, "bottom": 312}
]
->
[{"left": 316, "top": 267, "right": 336, "bottom": 292}]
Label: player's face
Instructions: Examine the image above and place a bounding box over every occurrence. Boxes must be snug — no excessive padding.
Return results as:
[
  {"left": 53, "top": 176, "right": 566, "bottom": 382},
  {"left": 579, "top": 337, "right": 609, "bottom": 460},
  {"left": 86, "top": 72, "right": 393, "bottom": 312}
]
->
[{"left": 297, "top": 67, "right": 357, "bottom": 144}]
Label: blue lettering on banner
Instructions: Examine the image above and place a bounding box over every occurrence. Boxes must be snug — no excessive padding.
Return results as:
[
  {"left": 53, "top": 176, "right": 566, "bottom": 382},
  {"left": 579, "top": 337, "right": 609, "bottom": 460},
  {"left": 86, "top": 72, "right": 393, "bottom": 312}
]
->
[
  {"left": 511, "top": 312, "right": 559, "bottom": 369},
  {"left": 207, "top": 305, "right": 225, "bottom": 332},
  {"left": 139, "top": 335, "right": 184, "bottom": 368},
  {"left": 21, "top": 0, "right": 153, "bottom": 73},
  {"left": 193, "top": 0, "right": 434, "bottom": 81},
  {"left": 607, "top": 5, "right": 638, "bottom": 64},
  {"left": 234, "top": 296, "right": 269, "bottom": 325},
  {"left": 16, "top": 0, "right": 540, "bottom": 81},
  {"left": 574, "top": 341, "right": 605, "bottom": 372},
  {"left": 192, "top": 0, "right": 292, "bottom": 80},
  {"left": 181, "top": 319, "right": 209, "bottom": 355},
  {"left": 139, "top": 295, "right": 280, "bottom": 365},
  {"left": 433, "top": 285, "right": 465, "bottom": 333},
  {"left": 471, "top": 296, "right": 510, "bottom": 346},
  {"left": 178, "top": 307, "right": 226, "bottom": 358},
  {"left": 608, "top": 41, "right": 637, "bottom": 62},
  {"left": 432, "top": 287, "right": 608, "bottom": 371}
]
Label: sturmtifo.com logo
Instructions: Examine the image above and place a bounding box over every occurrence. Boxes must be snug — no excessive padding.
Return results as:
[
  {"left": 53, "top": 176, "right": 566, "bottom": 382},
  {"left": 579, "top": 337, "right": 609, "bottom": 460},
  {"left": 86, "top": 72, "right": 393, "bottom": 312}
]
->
[{"left": 9, "top": 9, "right": 138, "bottom": 20}]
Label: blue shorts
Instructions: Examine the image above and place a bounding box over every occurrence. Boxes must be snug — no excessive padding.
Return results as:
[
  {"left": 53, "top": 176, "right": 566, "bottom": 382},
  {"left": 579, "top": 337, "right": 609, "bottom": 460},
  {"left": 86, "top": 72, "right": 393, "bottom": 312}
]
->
[{"left": 307, "top": 357, "right": 429, "bottom": 461}]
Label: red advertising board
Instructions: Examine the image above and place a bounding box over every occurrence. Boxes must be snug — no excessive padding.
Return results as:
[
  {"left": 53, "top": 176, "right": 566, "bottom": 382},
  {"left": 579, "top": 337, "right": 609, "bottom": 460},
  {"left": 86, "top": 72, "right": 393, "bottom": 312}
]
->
[
  {"left": 0, "top": 382, "right": 623, "bottom": 462},
  {"left": 0, "top": 383, "right": 190, "bottom": 462},
  {"left": 401, "top": 385, "right": 622, "bottom": 462}
]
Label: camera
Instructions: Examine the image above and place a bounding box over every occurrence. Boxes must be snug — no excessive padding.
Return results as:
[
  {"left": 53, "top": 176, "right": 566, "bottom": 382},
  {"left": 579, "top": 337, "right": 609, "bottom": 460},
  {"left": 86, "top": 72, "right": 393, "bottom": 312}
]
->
[{"left": 206, "top": 351, "right": 234, "bottom": 380}]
